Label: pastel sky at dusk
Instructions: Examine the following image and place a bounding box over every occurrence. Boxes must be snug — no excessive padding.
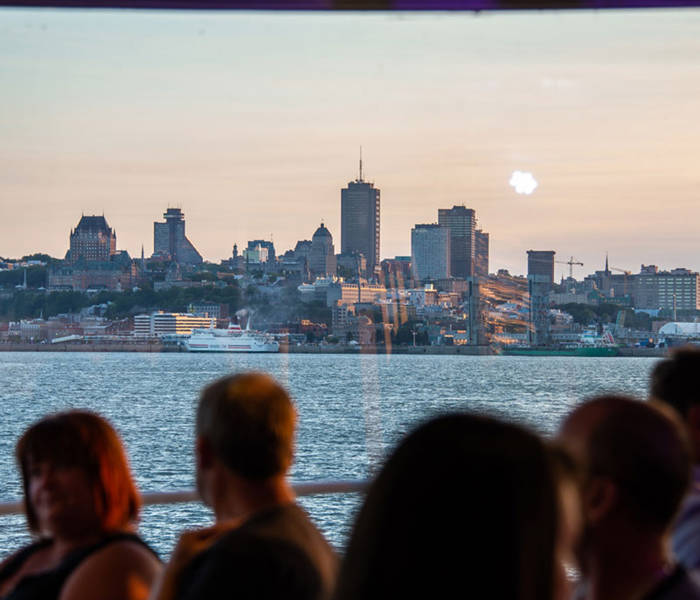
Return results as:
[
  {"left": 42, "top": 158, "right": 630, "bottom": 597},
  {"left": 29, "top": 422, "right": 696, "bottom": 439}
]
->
[{"left": 1, "top": 7, "right": 699, "bottom": 279}]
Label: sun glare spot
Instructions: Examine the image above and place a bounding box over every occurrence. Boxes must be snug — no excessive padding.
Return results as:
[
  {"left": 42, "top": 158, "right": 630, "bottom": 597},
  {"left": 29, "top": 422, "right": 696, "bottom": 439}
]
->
[{"left": 509, "top": 171, "right": 538, "bottom": 195}]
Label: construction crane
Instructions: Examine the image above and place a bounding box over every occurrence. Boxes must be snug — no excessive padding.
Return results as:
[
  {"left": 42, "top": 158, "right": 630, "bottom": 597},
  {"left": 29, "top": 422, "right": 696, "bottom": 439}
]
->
[
  {"left": 610, "top": 266, "right": 632, "bottom": 297},
  {"left": 556, "top": 256, "right": 584, "bottom": 279}
]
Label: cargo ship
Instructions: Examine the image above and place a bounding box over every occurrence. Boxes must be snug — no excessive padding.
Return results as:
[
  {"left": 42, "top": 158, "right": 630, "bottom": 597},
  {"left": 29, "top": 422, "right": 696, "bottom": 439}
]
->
[
  {"left": 500, "top": 329, "right": 620, "bottom": 357},
  {"left": 501, "top": 345, "right": 619, "bottom": 357}
]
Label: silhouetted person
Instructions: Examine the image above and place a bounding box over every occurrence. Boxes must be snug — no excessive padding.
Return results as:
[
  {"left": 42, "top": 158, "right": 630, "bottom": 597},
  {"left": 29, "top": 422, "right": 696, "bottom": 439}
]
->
[
  {"left": 651, "top": 347, "right": 700, "bottom": 568},
  {"left": 0, "top": 411, "right": 161, "bottom": 600},
  {"left": 333, "top": 413, "right": 573, "bottom": 600},
  {"left": 152, "top": 372, "right": 337, "bottom": 600},
  {"left": 558, "top": 395, "right": 700, "bottom": 600}
]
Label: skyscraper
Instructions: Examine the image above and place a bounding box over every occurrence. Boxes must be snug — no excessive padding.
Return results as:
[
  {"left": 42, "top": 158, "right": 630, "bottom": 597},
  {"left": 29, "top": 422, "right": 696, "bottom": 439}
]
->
[
  {"left": 527, "top": 250, "right": 555, "bottom": 346},
  {"left": 437, "top": 206, "right": 476, "bottom": 278},
  {"left": 411, "top": 224, "right": 450, "bottom": 281},
  {"left": 341, "top": 157, "right": 380, "bottom": 271},
  {"left": 474, "top": 229, "right": 490, "bottom": 278},
  {"left": 153, "top": 208, "right": 203, "bottom": 265}
]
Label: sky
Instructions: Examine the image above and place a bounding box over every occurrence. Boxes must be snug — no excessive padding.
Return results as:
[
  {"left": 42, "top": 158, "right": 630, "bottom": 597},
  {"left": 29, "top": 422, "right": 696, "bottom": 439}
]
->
[{"left": 1, "top": 7, "right": 699, "bottom": 279}]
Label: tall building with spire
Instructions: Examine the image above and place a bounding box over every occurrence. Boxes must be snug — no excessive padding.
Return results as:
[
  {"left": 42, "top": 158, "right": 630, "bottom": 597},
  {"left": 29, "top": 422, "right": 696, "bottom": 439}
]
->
[
  {"left": 341, "top": 152, "right": 380, "bottom": 272},
  {"left": 153, "top": 208, "right": 203, "bottom": 265}
]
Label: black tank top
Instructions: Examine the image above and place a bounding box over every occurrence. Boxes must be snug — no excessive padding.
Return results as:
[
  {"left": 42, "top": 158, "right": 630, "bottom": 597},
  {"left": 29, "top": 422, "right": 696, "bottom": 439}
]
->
[{"left": 0, "top": 533, "right": 159, "bottom": 600}]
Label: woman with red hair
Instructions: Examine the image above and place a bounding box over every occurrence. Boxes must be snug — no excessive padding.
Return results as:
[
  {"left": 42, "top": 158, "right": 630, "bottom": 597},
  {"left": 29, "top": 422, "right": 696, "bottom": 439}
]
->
[{"left": 0, "top": 410, "right": 161, "bottom": 600}]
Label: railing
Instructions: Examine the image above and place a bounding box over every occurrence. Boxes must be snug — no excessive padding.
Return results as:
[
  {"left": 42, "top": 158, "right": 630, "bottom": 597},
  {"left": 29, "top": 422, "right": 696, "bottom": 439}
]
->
[{"left": 0, "top": 478, "right": 370, "bottom": 516}]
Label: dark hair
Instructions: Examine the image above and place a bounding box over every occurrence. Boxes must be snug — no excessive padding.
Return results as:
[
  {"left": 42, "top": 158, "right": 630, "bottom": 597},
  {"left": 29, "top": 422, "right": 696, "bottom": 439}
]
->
[
  {"left": 575, "top": 395, "right": 691, "bottom": 531},
  {"left": 650, "top": 346, "right": 700, "bottom": 417},
  {"left": 16, "top": 410, "right": 140, "bottom": 534},
  {"left": 333, "top": 414, "right": 558, "bottom": 600},
  {"left": 196, "top": 372, "right": 296, "bottom": 480}
]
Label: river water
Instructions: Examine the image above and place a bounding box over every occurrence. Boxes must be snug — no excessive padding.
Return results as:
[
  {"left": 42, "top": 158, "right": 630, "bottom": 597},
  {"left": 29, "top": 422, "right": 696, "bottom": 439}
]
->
[{"left": 0, "top": 352, "right": 659, "bottom": 558}]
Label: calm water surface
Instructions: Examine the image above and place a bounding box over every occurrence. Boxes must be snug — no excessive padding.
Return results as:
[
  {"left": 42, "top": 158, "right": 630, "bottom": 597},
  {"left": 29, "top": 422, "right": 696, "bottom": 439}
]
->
[{"left": 0, "top": 352, "right": 659, "bottom": 557}]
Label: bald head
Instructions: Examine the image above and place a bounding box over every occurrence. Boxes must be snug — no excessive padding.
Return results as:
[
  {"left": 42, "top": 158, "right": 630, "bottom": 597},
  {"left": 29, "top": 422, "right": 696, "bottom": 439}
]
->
[{"left": 559, "top": 395, "right": 691, "bottom": 533}]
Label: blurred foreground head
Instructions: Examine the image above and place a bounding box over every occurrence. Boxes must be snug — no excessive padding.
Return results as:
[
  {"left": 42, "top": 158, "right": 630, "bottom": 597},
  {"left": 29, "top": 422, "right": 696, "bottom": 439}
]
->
[
  {"left": 196, "top": 372, "right": 296, "bottom": 481},
  {"left": 334, "top": 413, "right": 560, "bottom": 600},
  {"left": 650, "top": 346, "right": 700, "bottom": 461},
  {"left": 16, "top": 410, "right": 140, "bottom": 535},
  {"left": 558, "top": 395, "right": 690, "bottom": 550}
]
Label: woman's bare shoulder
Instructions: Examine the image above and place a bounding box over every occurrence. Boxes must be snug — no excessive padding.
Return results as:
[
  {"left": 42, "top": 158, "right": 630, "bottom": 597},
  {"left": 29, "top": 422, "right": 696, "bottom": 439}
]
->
[{"left": 60, "top": 538, "right": 162, "bottom": 600}]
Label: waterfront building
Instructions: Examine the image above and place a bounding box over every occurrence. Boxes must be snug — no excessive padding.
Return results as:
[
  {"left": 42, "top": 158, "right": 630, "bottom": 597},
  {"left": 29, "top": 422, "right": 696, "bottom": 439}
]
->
[
  {"left": 527, "top": 250, "right": 555, "bottom": 345},
  {"left": 153, "top": 208, "right": 203, "bottom": 265},
  {"left": 341, "top": 162, "right": 380, "bottom": 271},
  {"left": 475, "top": 229, "right": 489, "bottom": 278},
  {"left": 634, "top": 266, "right": 700, "bottom": 311},
  {"left": 133, "top": 312, "right": 214, "bottom": 337},
  {"left": 411, "top": 224, "right": 450, "bottom": 282},
  {"left": 309, "top": 223, "right": 337, "bottom": 278},
  {"left": 438, "top": 206, "right": 476, "bottom": 278},
  {"left": 67, "top": 215, "right": 116, "bottom": 263}
]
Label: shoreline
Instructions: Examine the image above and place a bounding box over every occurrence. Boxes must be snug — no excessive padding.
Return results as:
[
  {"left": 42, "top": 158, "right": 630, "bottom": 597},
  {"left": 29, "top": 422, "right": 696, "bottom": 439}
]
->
[{"left": 0, "top": 342, "right": 668, "bottom": 356}]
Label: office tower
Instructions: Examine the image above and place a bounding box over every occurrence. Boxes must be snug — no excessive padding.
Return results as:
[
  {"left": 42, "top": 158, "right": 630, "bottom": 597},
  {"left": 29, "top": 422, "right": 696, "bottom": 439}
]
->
[
  {"left": 309, "top": 223, "right": 337, "bottom": 278},
  {"left": 68, "top": 215, "right": 116, "bottom": 263},
  {"left": 527, "top": 250, "right": 555, "bottom": 346},
  {"left": 153, "top": 208, "right": 203, "bottom": 265},
  {"left": 411, "top": 224, "right": 451, "bottom": 281},
  {"left": 475, "top": 229, "right": 489, "bottom": 278},
  {"left": 437, "top": 206, "right": 476, "bottom": 278},
  {"left": 341, "top": 158, "right": 380, "bottom": 271}
]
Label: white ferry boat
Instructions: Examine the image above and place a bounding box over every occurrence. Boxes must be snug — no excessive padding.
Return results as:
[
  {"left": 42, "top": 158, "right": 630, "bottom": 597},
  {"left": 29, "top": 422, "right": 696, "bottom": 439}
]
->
[{"left": 185, "top": 322, "right": 279, "bottom": 353}]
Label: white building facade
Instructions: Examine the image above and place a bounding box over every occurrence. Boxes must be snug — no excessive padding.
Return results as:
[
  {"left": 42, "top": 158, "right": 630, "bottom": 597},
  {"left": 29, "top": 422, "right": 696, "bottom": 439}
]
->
[{"left": 134, "top": 312, "right": 214, "bottom": 337}]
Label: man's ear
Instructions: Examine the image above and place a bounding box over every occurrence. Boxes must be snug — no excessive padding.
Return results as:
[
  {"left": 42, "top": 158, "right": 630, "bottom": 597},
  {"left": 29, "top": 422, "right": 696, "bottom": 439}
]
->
[
  {"left": 196, "top": 436, "right": 214, "bottom": 470},
  {"left": 584, "top": 477, "right": 618, "bottom": 524}
]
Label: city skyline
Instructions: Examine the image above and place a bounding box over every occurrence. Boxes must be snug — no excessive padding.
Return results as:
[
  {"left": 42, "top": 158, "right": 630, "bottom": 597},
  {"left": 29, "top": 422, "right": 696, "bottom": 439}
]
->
[{"left": 2, "top": 8, "right": 700, "bottom": 279}]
